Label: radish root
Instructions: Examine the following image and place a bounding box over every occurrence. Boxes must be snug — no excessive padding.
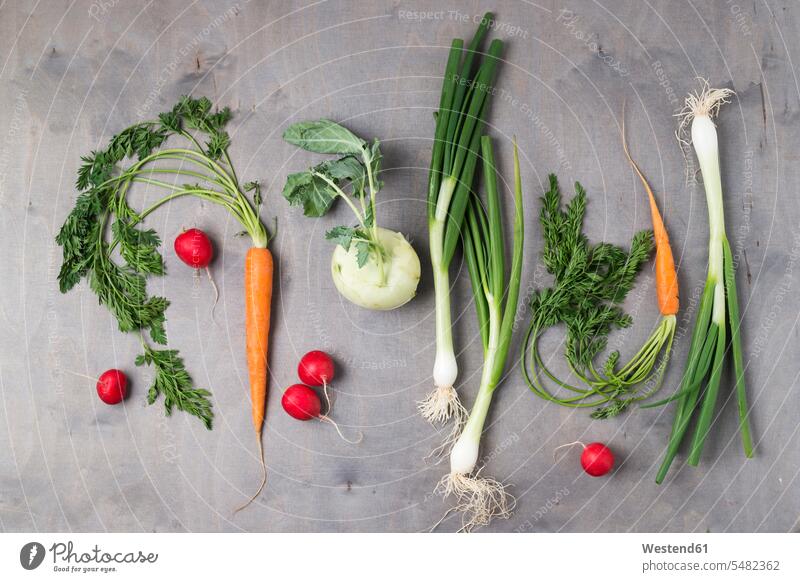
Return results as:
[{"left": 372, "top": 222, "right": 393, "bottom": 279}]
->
[
  {"left": 553, "top": 440, "right": 586, "bottom": 462},
  {"left": 319, "top": 415, "right": 363, "bottom": 444},
  {"left": 234, "top": 435, "right": 267, "bottom": 514},
  {"left": 314, "top": 379, "right": 361, "bottom": 443},
  {"left": 205, "top": 267, "right": 219, "bottom": 322},
  {"left": 321, "top": 380, "right": 332, "bottom": 414},
  {"left": 64, "top": 370, "right": 99, "bottom": 382},
  {"left": 433, "top": 470, "right": 515, "bottom": 532}
]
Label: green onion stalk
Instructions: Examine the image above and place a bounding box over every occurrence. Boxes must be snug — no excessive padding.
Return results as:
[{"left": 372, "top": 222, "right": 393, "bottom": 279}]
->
[
  {"left": 419, "top": 14, "right": 504, "bottom": 440},
  {"left": 435, "top": 137, "right": 523, "bottom": 532},
  {"left": 653, "top": 81, "right": 753, "bottom": 483}
]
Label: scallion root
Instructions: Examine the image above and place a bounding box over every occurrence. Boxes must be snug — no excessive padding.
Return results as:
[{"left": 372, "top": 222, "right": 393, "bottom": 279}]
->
[
  {"left": 418, "top": 384, "right": 467, "bottom": 426},
  {"left": 419, "top": 385, "right": 467, "bottom": 459},
  {"left": 424, "top": 415, "right": 466, "bottom": 463},
  {"left": 677, "top": 79, "right": 735, "bottom": 135},
  {"left": 433, "top": 470, "right": 515, "bottom": 532}
]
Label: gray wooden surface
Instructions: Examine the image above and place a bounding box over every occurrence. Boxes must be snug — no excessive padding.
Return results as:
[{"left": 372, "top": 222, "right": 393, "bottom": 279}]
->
[{"left": 1, "top": 0, "right": 798, "bottom": 533}]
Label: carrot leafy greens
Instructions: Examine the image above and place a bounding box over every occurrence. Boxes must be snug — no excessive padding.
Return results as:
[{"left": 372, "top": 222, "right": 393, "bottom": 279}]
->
[
  {"left": 521, "top": 175, "right": 655, "bottom": 418},
  {"left": 56, "top": 96, "right": 270, "bottom": 429}
]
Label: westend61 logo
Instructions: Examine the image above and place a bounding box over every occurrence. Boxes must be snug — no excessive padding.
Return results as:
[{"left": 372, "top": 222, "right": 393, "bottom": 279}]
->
[{"left": 19, "top": 540, "right": 158, "bottom": 573}]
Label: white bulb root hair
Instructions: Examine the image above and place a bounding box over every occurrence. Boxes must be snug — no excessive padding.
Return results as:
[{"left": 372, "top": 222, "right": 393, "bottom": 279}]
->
[
  {"left": 677, "top": 79, "right": 735, "bottom": 134},
  {"left": 418, "top": 384, "right": 467, "bottom": 426},
  {"left": 433, "top": 470, "right": 515, "bottom": 532}
]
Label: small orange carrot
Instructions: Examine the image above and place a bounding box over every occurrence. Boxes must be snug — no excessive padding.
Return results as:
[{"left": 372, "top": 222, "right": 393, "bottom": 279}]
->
[
  {"left": 622, "top": 117, "right": 679, "bottom": 316},
  {"left": 236, "top": 245, "right": 274, "bottom": 512}
]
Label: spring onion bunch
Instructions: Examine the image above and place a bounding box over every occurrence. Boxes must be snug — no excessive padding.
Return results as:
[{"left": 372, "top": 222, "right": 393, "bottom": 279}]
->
[
  {"left": 435, "top": 137, "right": 523, "bottom": 532},
  {"left": 419, "top": 15, "right": 503, "bottom": 433},
  {"left": 653, "top": 81, "right": 753, "bottom": 483}
]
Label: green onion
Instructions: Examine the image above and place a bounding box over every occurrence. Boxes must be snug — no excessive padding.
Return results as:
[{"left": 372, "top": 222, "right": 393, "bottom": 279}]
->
[
  {"left": 655, "top": 81, "right": 753, "bottom": 484},
  {"left": 435, "top": 136, "right": 523, "bottom": 532},
  {"left": 419, "top": 14, "right": 503, "bottom": 434}
]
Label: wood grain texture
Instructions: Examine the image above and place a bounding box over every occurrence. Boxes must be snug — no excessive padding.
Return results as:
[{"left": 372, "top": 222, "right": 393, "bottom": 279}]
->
[{"left": 0, "top": 0, "right": 798, "bottom": 532}]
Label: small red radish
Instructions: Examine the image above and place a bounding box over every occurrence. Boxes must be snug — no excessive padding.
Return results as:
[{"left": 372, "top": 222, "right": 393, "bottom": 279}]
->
[
  {"left": 281, "top": 384, "right": 321, "bottom": 420},
  {"left": 96, "top": 369, "right": 128, "bottom": 405},
  {"left": 174, "top": 228, "right": 219, "bottom": 317},
  {"left": 554, "top": 440, "right": 615, "bottom": 477},
  {"left": 281, "top": 383, "right": 362, "bottom": 444},
  {"left": 580, "top": 442, "right": 615, "bottom": 477},
  {"left": 297, "top": 350, "right": 337, "bottom": 416},
  {"left": 297, "top": 350, "right": 335, "bottom": 386},
  {"left": 174, "top": 228, "right": 214, "bottom": 268}
]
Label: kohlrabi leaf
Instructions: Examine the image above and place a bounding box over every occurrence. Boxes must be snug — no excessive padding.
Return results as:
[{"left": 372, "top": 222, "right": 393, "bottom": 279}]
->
[
  {"left": 367, "top": 139, "right": 383, "bottom": 192},
  {"left": 325, "top": 225, "right": 356, "bottom": 249},
  {"left": 322, "top": 155, "right": 366, "bottom": 194},
  {"left": 355, "top": 240, "right": 371, "bottom": 268},
  {"left": 283, "top": 119, "right": 366, "bottom": 155},
  {"left": 282, "top": 170, "right": 336, "bottom": 217},
  {"left": 282, "top": 155, "right": 368, "bottom": 217}
]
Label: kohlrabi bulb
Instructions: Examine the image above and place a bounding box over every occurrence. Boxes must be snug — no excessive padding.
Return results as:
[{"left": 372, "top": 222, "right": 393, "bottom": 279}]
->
[{"left": 331, "top": 227, "right": 420, "bottom": 310}]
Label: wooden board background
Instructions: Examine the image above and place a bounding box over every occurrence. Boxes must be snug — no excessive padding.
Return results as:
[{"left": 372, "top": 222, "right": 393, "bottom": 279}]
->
[{"left": 0, "top": 0, "right": 798, "bottom": 532}]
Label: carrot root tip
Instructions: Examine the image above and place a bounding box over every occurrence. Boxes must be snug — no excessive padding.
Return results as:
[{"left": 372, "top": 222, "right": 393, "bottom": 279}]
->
[{"left": 233, "top": 435, "right": 267, "bottom": 514}]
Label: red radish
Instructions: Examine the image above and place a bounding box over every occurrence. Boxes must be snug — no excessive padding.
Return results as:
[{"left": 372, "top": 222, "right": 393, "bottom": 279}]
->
[
  {"left": 281, "top": 384, "right": 321, "bottom": 420},
  {"left": 96, "top": 369, "right": 128, "bottom": 405},
  {"left": 174, "top": 228, "right": 219, "bottom": 317},
  {"left": 554, "top": 440, "right": 615, "bottom": 477},
  {"left": 298, "top": 350, "right": 335, "bottom": 386},
  {"left": 174, "top": 228, "right": 214, "bottom": 268},
  {"left": 281, "top": 383, "right": 362, "bottom": 444},
  {"left": 297, "top": 350, "right": 336, "bottom": 415},
  {"left": 581, "top": 442, "right": 615, "bottom": 477}
]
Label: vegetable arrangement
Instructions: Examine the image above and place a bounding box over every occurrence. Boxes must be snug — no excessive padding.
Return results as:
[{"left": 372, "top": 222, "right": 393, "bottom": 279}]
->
[
  {"left": 520, "top": 175, "right": 655, "bottom": 417},
  {"left": 56, "top": 96, "right": 274, "bottom": 508},
  {"left": 54, "top": 12, "right": 760, "bottom": 531},
  {"left": 652, "top": 82, "right": 753, "bottom": 483},
  {"left": 282, "top": 120, "right": 420, "bottom": 310},
  {"left": 419, "top": 15, "right": 504, "bottom": 432},
  {"left": 435, "top": 137, "right": 524, "bottom": 532}
]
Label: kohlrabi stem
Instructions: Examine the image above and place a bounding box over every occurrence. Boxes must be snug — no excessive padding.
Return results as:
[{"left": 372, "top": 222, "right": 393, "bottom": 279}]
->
[
  {"left": 363, "top": 147, "right": 379, "bottom": 237},
  {"left": 314, "top": 172, "right": 366, "bottom": 229},
  {"left": 362, "top": 153, "right": 388, "bottom": 285},
  {"left": 314, "top": 165, "right": 387, "bottom": 284}
]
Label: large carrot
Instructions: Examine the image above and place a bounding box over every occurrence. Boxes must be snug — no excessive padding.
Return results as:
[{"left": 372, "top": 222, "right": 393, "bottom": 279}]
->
[
  {"left": 621, "top": 117, "right": 679, "bottom": 315},
  {"left": 236, "top": 246, "right": 274, "bottom": 512}
]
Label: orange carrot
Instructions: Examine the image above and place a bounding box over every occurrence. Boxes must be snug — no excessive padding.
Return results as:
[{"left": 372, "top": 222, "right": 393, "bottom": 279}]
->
[
  {"left": 236, "top": 246, "right": 274, "bottom": 512},
  {"left": 621, "top": 118, "right": 679, "bottom": 316}
]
